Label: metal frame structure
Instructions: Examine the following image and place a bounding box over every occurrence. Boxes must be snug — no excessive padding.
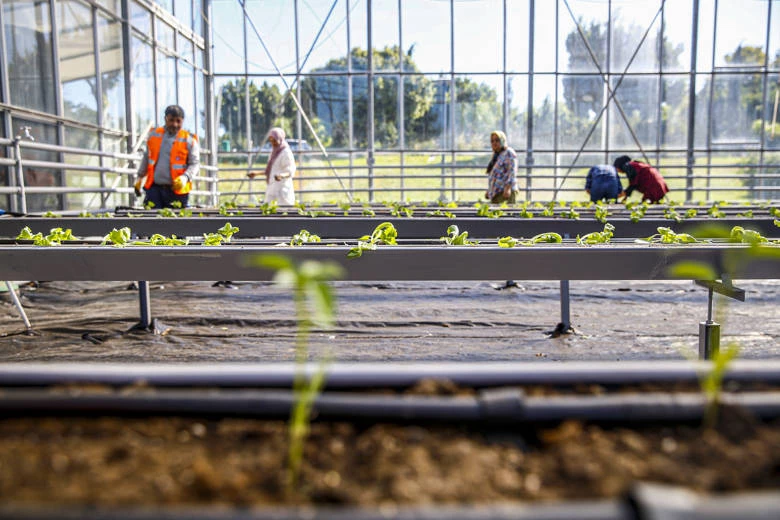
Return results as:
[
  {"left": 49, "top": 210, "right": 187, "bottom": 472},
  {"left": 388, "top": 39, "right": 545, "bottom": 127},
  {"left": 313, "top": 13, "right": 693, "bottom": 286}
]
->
[{"left": 214, "top": 0, "right": 780, "bottom": 204}]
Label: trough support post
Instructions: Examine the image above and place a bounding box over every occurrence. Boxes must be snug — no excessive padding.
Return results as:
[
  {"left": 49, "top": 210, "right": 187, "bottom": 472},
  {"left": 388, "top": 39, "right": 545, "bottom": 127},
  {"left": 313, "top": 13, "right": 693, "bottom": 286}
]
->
[
  {"left": 560, "top": 280, "right": 571, "bottom": 331},
  {"left": 138, "top": 281, "right": 151, "bottom": 329},
  {"left": 695, "top": 279, "right": 746, "bottom": 360}
]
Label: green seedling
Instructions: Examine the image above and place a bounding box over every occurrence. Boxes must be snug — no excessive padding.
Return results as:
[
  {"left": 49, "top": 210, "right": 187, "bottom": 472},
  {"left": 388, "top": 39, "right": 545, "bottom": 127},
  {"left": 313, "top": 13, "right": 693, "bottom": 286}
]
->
[
  {"left": 295, "top": 202, "right": 307, "bottom": 215},
  {"left": 139, "top": 234, "right": 189, "bottom": 246},
  {"left": 389, "top": 202, "right": 414, "bottom": 217},
  {"left": 560, "top": 208, "right": 580, "bottom": 220},
  {"left": 699, "top": 344, "right": 741, "bottom": 429},
  {"left": 179, "top": 208, "right": 193, "bottom": 217},
  {"left": 102, "top": 227, "right": 132, "bottom": 247},
  {"left": 347, "top": 222, "right": 398, "bottom": 258},
  {"left": 260, "top": 201, "right": 278, "bottom": 215},
  {"left": 518, "top": 232, "right": 563, "bottom": 246},
  {"left": 144, "top": 201, "right": 156, "bottom": 210},
  {"left": 685, "top": 209, "right": 698, "bottom": 219},
  {"left": 307, "top": 210, "right": 335, "bottom": 217},
  {"left": 157, "top": 208, "right": 176, "bottom": 218},
  {"left": 440, "top": 225, "right": 478, "bottom": 246},
  {"left": 437, "top": 201, "right": 458, "bottom": 208},
  {"left": 290, "top": 229, "right": 322, "bottom": 246},
  {"left": 16, "top": 226, "right": 77, "bottom": 246},
  {"left": 362, "top": 208, "right": 376, "bottom": 217},
  {"left": 541, "top": 201, "right": 556, "bottom": 217},
  {"left": 202, "top": 233, "right": 224, "bottom": 246},
  {"left": 594, "top": 205, "right": 610, "bottom": 224},
  {"left": 339, "top": 202, "right": 351, "bottom": 216},
  {"left": 642, "top": 227, "right": 700, "bottom": 244},
  {"left": 769, "top": 207, "right": 780, "bottom": 218},
  {"left": 497, "top": 236, "right": 519, "bottom": 248},
  {"left": 664, "top": 207, "right": 682, "bottom": 223},
  {"left": 774, "top": 219, "right": 779, "bottom": 228},
  {"left": 474, "top": 202, "right": 503, "bottom": 218},
  {"left": 42, "top": 211, "right": 61, "bottom": 218},
  {"left": 629, "top": 202, "right": 648, "bottom": 223},
  {"left": 426, "top": 209, "right": 456, "bottom": 218},
  {"left": 707, "top": 204, "right": 725, "bottom": 218},
  {"left": 577, "top": 223, "right": 615, "bottom": 245},
  {"left": 735, "top": 210, "right": 753, "bottom": 218},
  {"left": 79, "top": 211, "right": 93, "bottom": 218},
  {"left": 170, "top": 200, "right": 183, "bottom": 209},
  {"left": 250, "top": 255, "right": 343, "bottom": 491},
  {"left": 218, "top": 222, "right": 240, "bottom": 242}
]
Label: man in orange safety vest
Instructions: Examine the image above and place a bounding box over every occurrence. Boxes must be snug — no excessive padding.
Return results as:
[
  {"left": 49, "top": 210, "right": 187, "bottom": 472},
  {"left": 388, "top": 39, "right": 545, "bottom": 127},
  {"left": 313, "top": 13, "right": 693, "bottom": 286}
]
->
[{"left": 134, "top": 105, "right": 200, "bottom": 208}]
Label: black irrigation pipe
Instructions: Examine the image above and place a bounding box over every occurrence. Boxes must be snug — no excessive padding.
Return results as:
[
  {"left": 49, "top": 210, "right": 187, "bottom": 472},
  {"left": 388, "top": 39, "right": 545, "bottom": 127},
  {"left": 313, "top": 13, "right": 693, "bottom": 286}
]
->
[
  {"left": 0, "top": 216, "right": 777, "bottom": 239},
  {"left": 3, "top": 360, "right": 780, "bottom": 388},
  {"left": 1, "top": 387, "right": 779, "bottom": 423}
]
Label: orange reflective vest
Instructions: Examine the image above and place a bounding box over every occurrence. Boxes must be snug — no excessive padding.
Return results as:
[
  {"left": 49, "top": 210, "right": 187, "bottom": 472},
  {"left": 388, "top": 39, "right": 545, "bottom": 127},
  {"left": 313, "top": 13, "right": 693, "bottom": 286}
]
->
[{"left": 143, "top": 127, "right": 197, "bottom": 195}]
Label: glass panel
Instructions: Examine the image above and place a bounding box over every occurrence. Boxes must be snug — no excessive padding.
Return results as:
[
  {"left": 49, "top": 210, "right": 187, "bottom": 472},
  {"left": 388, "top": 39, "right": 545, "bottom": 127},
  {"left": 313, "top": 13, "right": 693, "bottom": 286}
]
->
[
  {"left": 401, "top": 0, "right": 449, "bottom": 73},
  {"left": 175, "top": 0, "right": 192, "bottom": 30},
  {"left": 710, "top": 74, "right": 762, "bottom": 146},
  {"left": 559, "top": 74, "right": 604, "bottom": 150},
  {"left": 556, "top": 152, "right": 605, "bottom": 200},
  {"left": 131, "top": 33, "right": 155, "bottom": 137},
  {"left": 532, "top": 75, "right": 556, "bottom": 150},
  {"left": 245, "top": 0, "right": 296, "bottom": 74},
  {"left": 506, "top": 0, "right": 530, "bottom": 72},
  {"left": 714, "top": 0, "right": 767, "bottom": 69},
  {"left": 610, "top": 0, "right": 662, "bottom": 73},
  {"left": 352, "top": 75, "right": 367, "bottom": 147},
  {"left": 177, "top": 61, "right": 195, "bottom": 126},
  {"left": 295, "top": 0, "right": 348, "bottom": 74},
  {"left": 533, "top": 0, "right": 556, "bottom": 72},
  {"left": 770, "top": 5, "right": 780, "bottom": 71},
  {"left": 300, "top": 75, "right": 349, "bottom": 148},
  {"left": 156, "top": 0, "right": 173, "bottom": 14},
  {"left": 659, "top": 75, "right": 689, "bottom": 150},
  {"left": 371, "top": 0, "right": 399, "bottom": 71},
  {"left": 216, "top": 76, "right": 247, "bottom": 151},
  {"left": 193, "top": 0, "right": 203, "bottom": 37},
  {"left": 374, "top": 75, "right": 399, "bottom": 148},
  {"left": 156, "top": 51, "right": 177, "bottom": 114},
  {"left": 177, "top": 33, "right": 194, "bottom": 62},
  {"left": 405, "top": 74, "right": 446, "bottom": 150},
  {"left": 12, "top": 118, "right": 60, "bottom": 211},
  {"left": 56, "top": 0, "right": 97, "bottom": 125},
  {"left": 693, "top": 73, "right": 710, "bottom": 148},
  {"left": 195, "top": 70, "right": 206, "bottom": 140},
  {"left": 96, "top": 0, "right": 120, "bottom": 15},
  {"left": 507, "top": 75, "right": 529, "bottom": 148},
  {"left": 454, "top": 0, "right": 501, "bottom": 73},
  {"left": 559, "top": 0, "right": 609, "bottom": 73},
  {"left": 608, "top": 75, "right": 658, "bottom": 150},
  {"left": 98, "top": 13, "right": 125, "bottom": 131},
  {"left": 454, "top": 75, "right": 502, "bottom": 149},
  {"left": 63, "top": 127, "right": 99, "bottom": 210},
  {"left": 695, "top": 0, "right": 714, "bottom": 72},
  {"left": 156, "top": 18, "right": 175, "bottom": 50},
  {"left": 212, "top": 0, "right": 244, "bottom": 73},
  {"left": 129, "top": 1, "right": 151, "bottom": 35},
  {"left": 662, "top": 0, "right": 692, "bottom": 73},
  {"left": 4, "top": 0, "right": 56, "bottom": 113},
  {"left": 763, "top": 72, "right": 779, "bottom": 150}
]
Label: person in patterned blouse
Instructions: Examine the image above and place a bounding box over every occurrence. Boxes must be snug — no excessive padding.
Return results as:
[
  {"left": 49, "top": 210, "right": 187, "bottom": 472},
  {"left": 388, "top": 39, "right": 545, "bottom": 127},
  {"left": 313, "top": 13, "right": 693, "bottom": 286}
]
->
[{"left": 485, "top": 130, "right": 519, "bottom": 204}]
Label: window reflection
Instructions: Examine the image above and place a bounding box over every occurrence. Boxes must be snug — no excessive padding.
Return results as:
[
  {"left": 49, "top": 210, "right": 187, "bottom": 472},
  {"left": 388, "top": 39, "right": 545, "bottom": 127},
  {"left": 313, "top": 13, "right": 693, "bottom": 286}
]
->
[
  {"left": 99, "top": 13, "right": 125, "bottom": 130},
  {"left": 131, "top": 34, "right": 155, "bottom": 134},
  {"left": 4, "top": 0, "right": 56, "bottom": 113}
]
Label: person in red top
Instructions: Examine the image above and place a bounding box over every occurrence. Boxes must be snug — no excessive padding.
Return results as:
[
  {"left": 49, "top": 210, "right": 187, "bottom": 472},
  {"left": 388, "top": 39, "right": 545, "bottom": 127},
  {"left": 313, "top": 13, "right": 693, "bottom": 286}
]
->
[{"left": 613, "top": 155, "right": 669, "bottom": 203}]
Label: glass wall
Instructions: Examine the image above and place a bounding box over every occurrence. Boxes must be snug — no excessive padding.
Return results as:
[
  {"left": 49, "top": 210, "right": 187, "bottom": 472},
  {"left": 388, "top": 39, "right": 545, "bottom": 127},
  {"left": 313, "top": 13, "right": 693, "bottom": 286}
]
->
[
  {"left": 212, "top": 0, "right": 780, "bottom": 202},
  {"left": 1, "top": 0, "right": 209, "bottom": 211}
]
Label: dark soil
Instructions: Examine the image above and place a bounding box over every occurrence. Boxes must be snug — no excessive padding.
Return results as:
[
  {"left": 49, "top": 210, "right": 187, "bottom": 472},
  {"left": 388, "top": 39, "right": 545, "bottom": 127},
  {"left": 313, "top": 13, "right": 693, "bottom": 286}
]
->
[{"left": 0, "top": 408, "right": 778, "bottom": 508}]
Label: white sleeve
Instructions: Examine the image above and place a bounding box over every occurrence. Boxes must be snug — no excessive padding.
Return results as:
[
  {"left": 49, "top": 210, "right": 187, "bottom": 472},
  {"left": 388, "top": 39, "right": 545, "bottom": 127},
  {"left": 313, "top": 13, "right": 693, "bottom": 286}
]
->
[{"left": 279, "top": 148, "right": 296, "bottom": 178}]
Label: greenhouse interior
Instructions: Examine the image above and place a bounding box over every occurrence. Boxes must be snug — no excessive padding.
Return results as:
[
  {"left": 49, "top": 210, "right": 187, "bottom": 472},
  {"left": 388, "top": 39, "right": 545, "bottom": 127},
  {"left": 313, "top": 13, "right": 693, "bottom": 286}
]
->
[{"left": 0, "top": 1, "right": 779, "bottom": 518}]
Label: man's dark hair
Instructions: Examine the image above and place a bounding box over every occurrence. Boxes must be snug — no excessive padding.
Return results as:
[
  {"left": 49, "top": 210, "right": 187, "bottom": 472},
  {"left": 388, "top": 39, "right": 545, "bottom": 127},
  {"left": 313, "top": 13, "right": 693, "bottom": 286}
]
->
[
  {"left": 164, "top": 105, "right": 185, "bottom": 119},
  {"left": 613, "top": 155, "right": 632, "bottom": 172}
]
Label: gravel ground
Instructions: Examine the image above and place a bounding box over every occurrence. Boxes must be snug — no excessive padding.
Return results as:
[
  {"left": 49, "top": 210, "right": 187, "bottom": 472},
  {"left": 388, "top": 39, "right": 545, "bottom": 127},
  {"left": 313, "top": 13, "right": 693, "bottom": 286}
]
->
[{"left": 0, "top": 280, "right": 778, "bottom": 362}]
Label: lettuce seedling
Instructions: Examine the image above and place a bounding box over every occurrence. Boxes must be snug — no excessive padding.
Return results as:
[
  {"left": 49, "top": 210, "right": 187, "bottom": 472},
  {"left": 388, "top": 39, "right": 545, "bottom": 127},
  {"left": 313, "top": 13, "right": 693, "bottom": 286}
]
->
[
  {"left": 102, "top": 227, "right": 132, "bottom": 247},
  {"left": 577, "top": 223, "right": 615, "bottom": 245},
  {"left": 218, "top": 222, "right": 240, "bottom": 242},
  {"left": 497, "top": 236, "right": 519, "bottom": 248},
  {"left": 290, "top": 230, "right": 322, "bottom": 246},
  {"left": 347, "top": 222, "right": 398, "bottom": 258},
  {"left": 440, "top": 225, "right": 478, "bottom": 246},
  {"left": 642, "top": 227, "right": 699, "bottom": 244}
]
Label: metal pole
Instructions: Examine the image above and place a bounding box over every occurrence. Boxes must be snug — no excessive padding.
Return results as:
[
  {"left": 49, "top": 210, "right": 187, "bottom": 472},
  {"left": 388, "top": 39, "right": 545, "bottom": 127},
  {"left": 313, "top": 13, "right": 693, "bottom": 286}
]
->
[
  {"left": 526, "top": 0, "right": 534, "bottom": 200},
  {"left": 685, "top": 0, "right": 699, "bottom": 202},
  {"left": 138, "top": 280, "right": 151, "bottom": 329},
  {"left": 366, "top": 0, "right": 375, "bottom": 202},
  {"left": 559, "top": 279, "right": 571, "bottom": 332},
  {"left": 699, "top": 287, "right": 720, "bottom": 360},
  {"left": 13, "top": 134, "right": 27, "bottom": 214},
  {"left": 4, "top": 281, "right": 32, "bottom": 333}
]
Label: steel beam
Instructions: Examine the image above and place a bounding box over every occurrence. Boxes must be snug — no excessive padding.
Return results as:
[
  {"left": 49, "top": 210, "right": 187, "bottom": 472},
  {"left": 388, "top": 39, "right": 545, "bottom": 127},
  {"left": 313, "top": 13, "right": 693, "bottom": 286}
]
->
[{"left": 0, "top": 244, "right": 776, "bottom": 282}]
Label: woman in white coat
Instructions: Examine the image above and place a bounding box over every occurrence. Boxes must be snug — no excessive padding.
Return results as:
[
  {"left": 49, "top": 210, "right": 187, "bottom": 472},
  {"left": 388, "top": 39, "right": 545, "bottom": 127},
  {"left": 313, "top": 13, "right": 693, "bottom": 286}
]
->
[{"left": 248, "top": 127, "right": 296, "bottom": 205}]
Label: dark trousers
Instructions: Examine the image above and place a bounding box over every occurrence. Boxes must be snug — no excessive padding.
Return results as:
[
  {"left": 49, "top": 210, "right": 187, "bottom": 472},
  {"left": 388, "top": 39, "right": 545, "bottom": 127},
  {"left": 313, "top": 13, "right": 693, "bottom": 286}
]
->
[{"left": 144, "top": 184, "right": 189, "bottom": 209}]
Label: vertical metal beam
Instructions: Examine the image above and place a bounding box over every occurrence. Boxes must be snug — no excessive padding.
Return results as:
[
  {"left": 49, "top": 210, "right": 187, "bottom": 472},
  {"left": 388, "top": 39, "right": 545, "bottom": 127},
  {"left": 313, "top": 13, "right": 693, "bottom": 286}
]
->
[
  {"left": 5, "top": 281, "right": 32, "bottom": 333},
  {"left": 366, "top": 0, "right": 375, "bottom": 201},
  {"left": 559, "top": 279, "right": 571, "bottom": 331},
  {"left": 502, "top": 0, "right": 508, "bottom": 133},
  {"left": 242, "top": 2, "right": 250, "bottom": 158},
  {"left": 346, "top": 0, "right": 354, "bottom": 195},
  {"left": 294, "top": 0, "right": 303, "bottom": 145},
  {"left": 397, "top": 0, "right": 405, "bottom": 201},
  {"left": 203, "top": 0, "right": 218, "bottom": 207},
  {"left": 685, "top": 0, "right": 700, "bottom": 202},
  {"left": 757, "top": 0, "right": 773, "bottom": 200},
  {"left": 604, "top": 0, "right": 611, "bottom": 160},
  {"left": 655, "top": 0, "right": 664, "bottom": 167},
  {"left": 93, "top": 6, "right": 108, "bottom": 209},
  {"left": 705, "top": 0, "right": 718, "bottom": 200},
  {"left": 0, "top": 1, "right": 17, "bottom": 212},
  {"left": 526, "top": 0, "right": 534, "bottom": 200},
  {"left": 553, "top": 0, "right": 560, "bottom": 199},
  {"left": 122, "top": 0, "right": 136, "bottom": 207},
  {"left": 49, "top": 0, "right": 65, "bottom": 211},
  {"left": 449, "top": 0, "right": 455, "bottom": 201},
  {"left": 138, "top": 280, "right": 151, "bottom": 329}
]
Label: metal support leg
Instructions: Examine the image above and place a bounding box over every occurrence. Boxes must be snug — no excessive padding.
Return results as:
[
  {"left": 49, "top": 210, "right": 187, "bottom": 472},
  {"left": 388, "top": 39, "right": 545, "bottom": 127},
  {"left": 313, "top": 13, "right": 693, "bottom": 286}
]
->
[
  {"left": 560, "top": 280, "right": 571, "bottom": 331},
  {"left": 4, "top": 281, "right": 32, "bottom": 333},
  {"left": 699, "top": 287, "right": 720, "bottom": 360},
  {"left": 138, "top": 280, "right": 151, "bottom": 329}
]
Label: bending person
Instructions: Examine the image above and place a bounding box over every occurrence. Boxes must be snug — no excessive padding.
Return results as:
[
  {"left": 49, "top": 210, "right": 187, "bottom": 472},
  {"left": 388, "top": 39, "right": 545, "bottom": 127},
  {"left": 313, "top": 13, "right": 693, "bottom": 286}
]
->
[
  {"left": 585, "top": 164, "right": 623, "bottom": 202},
  {"left": 485, "top": 130, "right": 519, "bottom": 204},
  {"left": 613, "top": 155, "right": 669, "bottom": 203},
  {"left": 249, "top": 127, "right": 296, "bottom": 205},
  {"left": 134, "top": 105, "right": 199, "bottom": 209}
]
